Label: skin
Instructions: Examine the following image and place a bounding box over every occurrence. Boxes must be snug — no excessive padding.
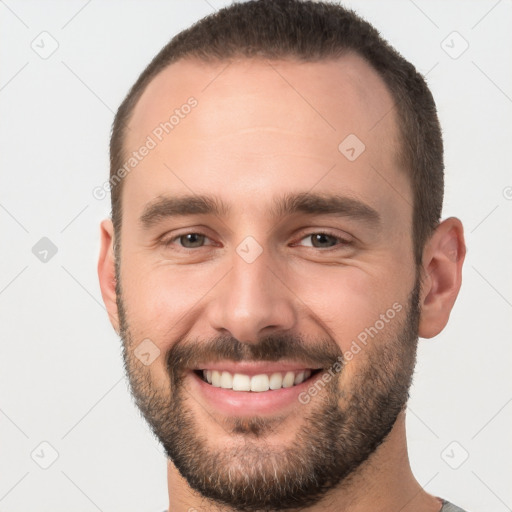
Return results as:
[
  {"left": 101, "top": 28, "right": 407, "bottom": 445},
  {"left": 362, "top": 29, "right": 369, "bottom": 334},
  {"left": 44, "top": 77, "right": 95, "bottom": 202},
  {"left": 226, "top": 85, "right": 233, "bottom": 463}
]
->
[{"left": 98, "top": 54, "right": 465, "bottom": 511}]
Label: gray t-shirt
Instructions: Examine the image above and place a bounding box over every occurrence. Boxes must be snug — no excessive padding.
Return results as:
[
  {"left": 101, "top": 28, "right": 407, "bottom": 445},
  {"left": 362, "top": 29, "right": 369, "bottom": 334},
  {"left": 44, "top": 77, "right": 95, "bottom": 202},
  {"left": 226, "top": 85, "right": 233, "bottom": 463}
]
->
[
  {"left": 440, "top": 498, "right": 469, "bottom": 512},
  {"left": 159, "top": 498, "right": 469, "bottom": 511}
]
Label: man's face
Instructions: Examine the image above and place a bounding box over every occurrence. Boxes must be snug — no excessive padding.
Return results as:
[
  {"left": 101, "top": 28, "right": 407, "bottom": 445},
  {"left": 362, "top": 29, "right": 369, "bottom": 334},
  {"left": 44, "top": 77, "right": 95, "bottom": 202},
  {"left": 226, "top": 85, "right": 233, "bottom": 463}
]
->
[{"left": 115, "top": 55, "right": 420, "bottom": 510}]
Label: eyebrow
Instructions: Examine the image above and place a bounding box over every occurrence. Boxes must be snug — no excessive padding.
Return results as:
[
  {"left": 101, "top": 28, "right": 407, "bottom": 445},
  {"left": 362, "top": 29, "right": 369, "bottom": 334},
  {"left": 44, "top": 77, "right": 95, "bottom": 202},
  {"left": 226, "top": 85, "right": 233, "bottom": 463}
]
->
[{"left": 139, "top": 192, "right": 381, "bottom": 229}]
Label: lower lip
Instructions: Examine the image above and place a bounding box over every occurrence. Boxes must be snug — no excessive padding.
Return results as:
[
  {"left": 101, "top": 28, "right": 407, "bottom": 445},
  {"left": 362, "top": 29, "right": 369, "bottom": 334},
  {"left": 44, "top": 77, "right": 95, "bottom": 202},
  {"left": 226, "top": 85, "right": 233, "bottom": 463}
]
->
[{"left": 188, "top": 370, "right": 323, "bottom": 416}]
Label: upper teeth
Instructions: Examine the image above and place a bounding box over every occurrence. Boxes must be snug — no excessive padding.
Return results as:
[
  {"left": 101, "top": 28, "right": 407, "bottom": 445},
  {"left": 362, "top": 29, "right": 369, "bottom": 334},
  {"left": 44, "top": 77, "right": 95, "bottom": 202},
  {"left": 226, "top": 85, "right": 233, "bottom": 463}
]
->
[{"left": 203, "top": 370, "right": 313, "bottom": 392}]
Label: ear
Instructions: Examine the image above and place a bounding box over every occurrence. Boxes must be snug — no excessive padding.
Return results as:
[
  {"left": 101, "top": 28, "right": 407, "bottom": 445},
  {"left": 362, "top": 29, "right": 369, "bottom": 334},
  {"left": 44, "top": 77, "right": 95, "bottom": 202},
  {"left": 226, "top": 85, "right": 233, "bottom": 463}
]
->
[
  {"left": 97, "top": 218, "right": 120, "bottom": 334},
  {"left": 418, "top": 217, "right": 466, "bottom": 339}
]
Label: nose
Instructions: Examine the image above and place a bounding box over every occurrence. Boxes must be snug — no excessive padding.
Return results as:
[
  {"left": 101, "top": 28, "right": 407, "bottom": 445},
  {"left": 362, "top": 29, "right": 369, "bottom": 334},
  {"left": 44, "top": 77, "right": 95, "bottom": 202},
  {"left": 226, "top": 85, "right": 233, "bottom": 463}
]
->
[{"left": 205, "top": 246, "right": 297, "bottom": 343}]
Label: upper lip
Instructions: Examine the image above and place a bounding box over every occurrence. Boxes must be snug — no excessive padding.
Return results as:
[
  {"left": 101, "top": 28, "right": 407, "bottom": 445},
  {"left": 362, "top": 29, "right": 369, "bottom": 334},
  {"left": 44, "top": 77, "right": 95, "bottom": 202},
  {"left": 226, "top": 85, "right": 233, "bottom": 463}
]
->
[{"left": 191, "top": 361, "right": 323, "bottom": 377}]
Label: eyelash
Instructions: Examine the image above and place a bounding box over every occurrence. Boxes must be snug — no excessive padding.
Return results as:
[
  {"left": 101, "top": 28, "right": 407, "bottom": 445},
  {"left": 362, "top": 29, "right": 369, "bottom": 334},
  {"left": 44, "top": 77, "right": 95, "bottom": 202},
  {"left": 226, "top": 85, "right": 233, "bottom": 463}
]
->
[{"left": 160, "top": 230, "right": 353, "bottom": 251}]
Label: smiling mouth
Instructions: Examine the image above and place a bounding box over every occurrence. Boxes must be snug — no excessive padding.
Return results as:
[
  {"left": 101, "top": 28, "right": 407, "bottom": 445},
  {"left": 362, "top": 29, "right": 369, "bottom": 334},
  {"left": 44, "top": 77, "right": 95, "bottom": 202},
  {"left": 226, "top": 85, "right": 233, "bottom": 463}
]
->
[{"left": 193, "top": 368, "right": 323, "bottom": 392}]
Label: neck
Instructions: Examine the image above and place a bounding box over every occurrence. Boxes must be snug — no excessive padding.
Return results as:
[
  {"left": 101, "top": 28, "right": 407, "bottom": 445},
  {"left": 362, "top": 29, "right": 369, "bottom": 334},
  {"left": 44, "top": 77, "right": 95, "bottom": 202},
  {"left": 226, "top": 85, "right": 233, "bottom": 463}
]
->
[{"left": 165, "top": 410, "right": 443, "bottom": 512}]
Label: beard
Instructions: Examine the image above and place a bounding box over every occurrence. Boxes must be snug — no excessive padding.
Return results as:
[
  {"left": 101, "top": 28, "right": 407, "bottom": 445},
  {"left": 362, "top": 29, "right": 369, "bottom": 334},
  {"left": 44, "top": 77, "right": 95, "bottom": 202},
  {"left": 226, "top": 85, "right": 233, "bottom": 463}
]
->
[{"left": 115, "top": 258, "right": 421, "bottom": 512}]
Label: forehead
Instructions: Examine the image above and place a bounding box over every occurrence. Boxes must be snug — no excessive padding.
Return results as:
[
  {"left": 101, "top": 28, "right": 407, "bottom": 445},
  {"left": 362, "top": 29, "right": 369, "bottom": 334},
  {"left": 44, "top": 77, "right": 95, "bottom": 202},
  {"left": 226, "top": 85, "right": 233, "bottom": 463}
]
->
[
  {"left": 121, "top": 54, "right": 410, "bottom": 231},
  {"left": 127, "top": 54, "right": 400, "bottom": 150}
]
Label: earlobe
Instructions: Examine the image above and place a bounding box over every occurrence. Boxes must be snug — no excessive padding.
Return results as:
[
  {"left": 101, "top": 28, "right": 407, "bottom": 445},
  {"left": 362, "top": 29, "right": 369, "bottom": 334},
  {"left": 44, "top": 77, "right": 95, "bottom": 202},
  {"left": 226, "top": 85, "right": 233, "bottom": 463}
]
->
[
  {"left": 97, "top": 218, "right": 120, "bottom": 334},
  {"left": 418, "top": 217, "right": 466, "bottom": 339}
]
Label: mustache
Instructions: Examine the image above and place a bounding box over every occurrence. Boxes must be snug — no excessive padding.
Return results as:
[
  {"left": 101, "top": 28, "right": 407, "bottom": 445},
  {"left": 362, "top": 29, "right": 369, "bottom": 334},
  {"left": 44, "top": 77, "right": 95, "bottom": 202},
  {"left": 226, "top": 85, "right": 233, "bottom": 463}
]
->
[{"left": 166, "top": 332, "right": 343, "bottom": 378}]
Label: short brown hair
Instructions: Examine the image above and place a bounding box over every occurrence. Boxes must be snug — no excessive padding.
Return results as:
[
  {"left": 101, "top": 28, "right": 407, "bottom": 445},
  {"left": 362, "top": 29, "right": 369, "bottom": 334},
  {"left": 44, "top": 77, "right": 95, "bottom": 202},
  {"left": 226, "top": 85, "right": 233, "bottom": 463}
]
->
[{"left": 109, "top": 0, "right": 443, "bottom": 266}]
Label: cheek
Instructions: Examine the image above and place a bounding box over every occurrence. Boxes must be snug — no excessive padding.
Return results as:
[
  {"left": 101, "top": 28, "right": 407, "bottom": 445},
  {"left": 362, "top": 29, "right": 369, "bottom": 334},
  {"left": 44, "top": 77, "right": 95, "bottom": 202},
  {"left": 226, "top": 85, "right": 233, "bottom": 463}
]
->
[
  {"left": 288, "top": 263, "right": 410, "bottom": 354},
  {"left": 119, "top": 263, "right": 213, "bottom": 386},
  {"left": 119, "top": 258, "right": 216, "bottom": 341}
]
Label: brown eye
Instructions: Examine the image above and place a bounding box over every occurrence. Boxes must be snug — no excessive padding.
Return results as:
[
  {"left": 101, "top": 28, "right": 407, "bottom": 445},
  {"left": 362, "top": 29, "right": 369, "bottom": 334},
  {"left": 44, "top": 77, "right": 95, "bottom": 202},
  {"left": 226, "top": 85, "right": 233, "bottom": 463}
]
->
[
  {"left": 309, "top": 233, "right": 338, "bottom": 248},
  {"left": 296, "top": 231, "right": 352, "bottom": 249},
  {"left": 162, "top": 232, "right": 211, "bottom": 249},
  {"left": 179, "top": 233, "right": 206, "bottom": 248}
]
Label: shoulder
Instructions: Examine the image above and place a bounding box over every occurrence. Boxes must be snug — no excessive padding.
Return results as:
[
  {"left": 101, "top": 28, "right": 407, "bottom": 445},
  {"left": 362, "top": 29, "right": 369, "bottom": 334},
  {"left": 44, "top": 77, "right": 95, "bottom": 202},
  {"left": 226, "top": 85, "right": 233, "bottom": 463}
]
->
[{"left": 440, "top": 498, "right": 471, "bottom": 512}]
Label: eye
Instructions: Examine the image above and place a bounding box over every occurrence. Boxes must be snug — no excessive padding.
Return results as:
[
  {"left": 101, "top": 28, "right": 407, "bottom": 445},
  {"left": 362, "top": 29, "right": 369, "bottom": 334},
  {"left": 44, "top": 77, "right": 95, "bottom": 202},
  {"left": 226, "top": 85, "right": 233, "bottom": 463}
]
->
[
  {"left": 162, "top": 232, "right": 213, "bottom": 249},
  {"left": 160, "top": 230, "right": 352, "bottom": 252},
  {"left": 294, "top": 231, "right": 352, "bottom": 249}
]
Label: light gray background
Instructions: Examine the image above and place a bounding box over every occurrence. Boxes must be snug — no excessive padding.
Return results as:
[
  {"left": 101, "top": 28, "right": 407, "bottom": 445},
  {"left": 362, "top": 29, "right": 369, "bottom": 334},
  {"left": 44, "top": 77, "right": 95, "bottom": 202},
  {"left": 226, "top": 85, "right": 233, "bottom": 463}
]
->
[{"left": 1, "top": 1, "right": 511, "bottom": 511}]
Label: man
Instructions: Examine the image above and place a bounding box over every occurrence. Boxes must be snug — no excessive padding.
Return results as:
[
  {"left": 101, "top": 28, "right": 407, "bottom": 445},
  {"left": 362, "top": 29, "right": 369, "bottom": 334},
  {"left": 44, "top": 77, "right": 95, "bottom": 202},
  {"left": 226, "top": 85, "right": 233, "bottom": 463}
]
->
[{"left": 97, "top": 1, "right": 467, "bottom": 510}]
